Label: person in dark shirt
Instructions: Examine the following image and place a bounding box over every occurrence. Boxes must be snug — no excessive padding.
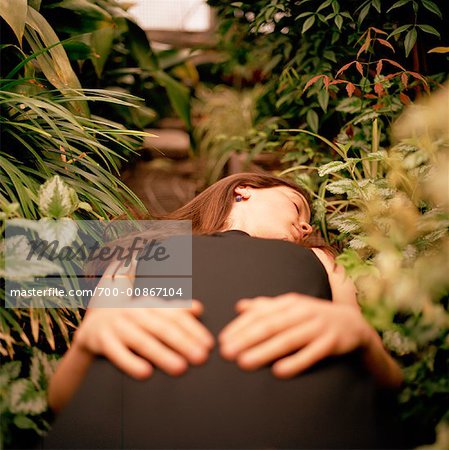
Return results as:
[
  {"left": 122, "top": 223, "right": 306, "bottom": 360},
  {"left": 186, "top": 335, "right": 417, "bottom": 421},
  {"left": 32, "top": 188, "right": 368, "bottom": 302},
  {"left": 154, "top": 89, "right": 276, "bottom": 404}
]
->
[{"left": 44, "top": 173, "right": 404, "bottom": 449}]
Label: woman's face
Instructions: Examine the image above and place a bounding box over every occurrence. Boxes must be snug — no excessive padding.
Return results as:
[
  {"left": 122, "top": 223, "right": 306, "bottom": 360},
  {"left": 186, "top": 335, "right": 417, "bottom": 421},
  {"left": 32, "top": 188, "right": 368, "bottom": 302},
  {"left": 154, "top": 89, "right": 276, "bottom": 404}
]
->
[{"left": 226, "top": 185, "right": 312, "bottom": 243}]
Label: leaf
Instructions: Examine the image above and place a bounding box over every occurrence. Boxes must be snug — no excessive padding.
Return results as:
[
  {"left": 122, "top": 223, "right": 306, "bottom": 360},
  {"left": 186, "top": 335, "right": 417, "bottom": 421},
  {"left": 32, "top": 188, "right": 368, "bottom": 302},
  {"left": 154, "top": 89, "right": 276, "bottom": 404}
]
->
[
  {"left": 372, "top": 0, "right": 381, "bottom": 13},
  {"left": 356, "top": 61, "right": 364, "bottom": 76},
  {"left": 30, "top": 350, "right": 58, "bottom": 390},
  {"left": 24, "top": 7, "right": 88, "bottom": 116},
  {"left": 374, "top": 82, "right": 385, "bottom": 96},
  {"left": 318, "top": 160, "right": 358, "bottom": 177},
  {"left": 0, "top": 361, "right": 21, "bottom": 388},
  {"left": 417, "top": 24, "right": 441, "bottom": 39},
  {"left": 13, "top": 415, "right": 46, "bottom": 435},
  {"left": 408, "top": 71, "right": 428, "bottom": 86},
  {"left": 8, "top": 379, "right": 47, "bottom": 415},
  {"left": 152, "top": 70, "right": 192, "bottom": 131},
  {"left": 357, "top": 35, "right": 371, "bottom": 58},
  {"left": 326, "top": 179, "right": 356, "bottom": 194},
  {"left": 306, "top": 109, "right": 319, "bottom": 132},
  {"left": 400, "top": 92, "right": 412, "bottom": 104},
  {"left": 336, "top": 61, "right": 355, "bottom": 77},
  {"left": 401, "top": 72, "right": 408, "bottom": 88},
  {"left": 303, "top": 74, "right": 323, "bottom": 92},
  {"left": 0, "top": 0, "right": 27, "bottom": 44},
  {"left": 358, "top": 3, "right": 370, "bottom": 24},
  {"left": 428, "top": 46, "right": 449, "bottom": 54},
  {"left": 370, "top": 27, "right": 387, "bottom": 35},
  {"left": 90, "top": 26, "right": 115, "bottom": 77},
  {"left": 334, "top": 15, "right": 343, "bottom": 30},
  {"left": 37, "top": 218, "right": 79, "bottom": 249},
  {"left": 302, "top": 15, "right": 316, "bottom": 34},
  {"left": 346, "top": 82, "right": 356, "bottom": 97},
  {"left": 317, "top": 89, "right": 329, "bottom": 112},
  {"left": 388, "top": 24, "right": 412, "bottom": 39},
  {"left": 376, "top": 60, "right": 383, "bottom": 75},
  {"left": 126, "top": 18, "right": 158, "bottom": 71},
  {"left": 421, "top": 0, "right": 442, "bottom": 18},
  {"left": 1, "top": 235, "right": 63, "bottom": 281},
  {"left": 377, "top": 39, "right": 395, "bottom": 52},
  {"left": 296, "top": 11, "right": 314, "bottom": 19},
  {"left": 383, "top": 59, "right": 406, "bottom": 71},
  {"left": 38, "top": 175, "right": 79, "bottom": 219},
  {"left": 387, "top": 0, "right": 411, "bottom": 13},
  {"left": 46, "top": 0, "right": 113, "bottom": 34},
  {"left": 316, "top": 0, "right": 332, "bottom": 13}
]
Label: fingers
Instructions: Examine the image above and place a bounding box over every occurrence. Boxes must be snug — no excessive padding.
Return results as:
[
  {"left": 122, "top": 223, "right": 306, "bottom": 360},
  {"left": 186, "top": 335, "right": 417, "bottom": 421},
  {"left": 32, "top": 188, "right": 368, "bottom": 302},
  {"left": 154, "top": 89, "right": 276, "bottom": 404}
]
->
[
  {"left": 166, "top": 309, "right": 215, "bottom": 350},
  {"left": 235, "top": 318, "right": 323, "bottom": 371},
  {"left": 219, "top": 299, "right": 312, "bottom": 359},
  {"left": 122, "top": 324, "right": 188, "bottom": 376},
  {"left": 219, "top": 298, "right": 282, "bottom": 341},
  {"left": 135, "top": 309, "right": 211, "bottom": 365},
  {"left": 100, "top": 331, "right": 154, "bottom": 380},
  {"left": 271, "top": 332, "right": 336, "bottom": 379}
]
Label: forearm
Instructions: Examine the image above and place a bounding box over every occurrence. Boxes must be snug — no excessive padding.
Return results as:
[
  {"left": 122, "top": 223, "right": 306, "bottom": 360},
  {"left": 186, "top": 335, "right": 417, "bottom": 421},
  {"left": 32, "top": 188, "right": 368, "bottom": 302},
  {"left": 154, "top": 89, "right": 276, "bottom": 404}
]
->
[
  {"left": 361, "top": 327, "right": 404, "bottom": 389},
  {"left": 48, "top": 342, "right": 94, "bottom": 413}
]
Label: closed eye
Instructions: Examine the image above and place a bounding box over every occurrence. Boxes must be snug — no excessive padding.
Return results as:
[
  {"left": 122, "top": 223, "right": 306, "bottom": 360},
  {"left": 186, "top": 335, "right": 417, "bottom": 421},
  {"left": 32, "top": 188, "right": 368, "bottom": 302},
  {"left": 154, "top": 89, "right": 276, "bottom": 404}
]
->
[{"left": 293, "top": 202, "right": 300, "bottom": 215}]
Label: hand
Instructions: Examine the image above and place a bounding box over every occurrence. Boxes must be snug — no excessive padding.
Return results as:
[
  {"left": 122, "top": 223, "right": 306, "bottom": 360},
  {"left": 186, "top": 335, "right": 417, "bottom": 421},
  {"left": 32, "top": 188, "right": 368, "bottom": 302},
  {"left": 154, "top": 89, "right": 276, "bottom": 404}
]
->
[
  {"left": 73, "top": 299, "right": 215, "bottom": 380},
  {"left": 218, "top": 293, "right": 372, "bottom": 379}
]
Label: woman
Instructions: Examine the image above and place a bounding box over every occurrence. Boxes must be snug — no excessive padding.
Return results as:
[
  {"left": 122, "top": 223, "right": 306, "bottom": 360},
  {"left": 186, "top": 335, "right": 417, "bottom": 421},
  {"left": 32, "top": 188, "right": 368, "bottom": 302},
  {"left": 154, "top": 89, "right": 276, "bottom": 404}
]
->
[{"left": 45, "top": 173, "right": 404, "bottom": 449}]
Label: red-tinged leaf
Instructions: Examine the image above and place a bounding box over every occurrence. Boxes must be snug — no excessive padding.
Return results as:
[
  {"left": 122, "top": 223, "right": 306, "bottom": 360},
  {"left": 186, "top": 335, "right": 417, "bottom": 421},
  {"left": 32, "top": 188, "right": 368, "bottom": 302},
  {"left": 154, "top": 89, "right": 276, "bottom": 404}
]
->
[
  {"left": 400, "top": 92, "right": 412, "bottom": 105},
  {"left": 408, "top": 71, "right": 428, "bottom": 86},
  {"left": 370, "top": 27, "right": 387, "bottom": 35},
  {"left": 357, "top": 40, "right": 369, "bottom": 59},
  {"left": 384, "top": 59, "right": 406, "bottom": 71},
  {"left": 323, "top": 75, "right": 330, "bottom": 89},
  {"left": 374, "top": 82, "right": 385, "bottom": 96},
  {"left": 401, "top": 72, "right": 408, "bottom": 88},
  {"left": 303, "top": 75, "right": 323, "bottom": 92},
  {"left": 376, "top": 60, "right": 383, "bottom": 75},
  {"left": 364, "top": 93, "right": 378, "bottom": 99},
  {"left": 336, "top": 61, "right": 355, "bottom": 77},
  {"left": 373, "top": 102, "right": 384, "bottom": 110},
  {"left": 377, "top": 38, "right": 395, "bottom": 52},
  {"left": 356, "top": 62, "right": 364, "bottom": 76},
  {"left": 329, "top": 80, "right": 348, "bottom": 85},
  {"left": 346, "top": 82, "right": 356, "bottom": 97},
  {"left": 384, "top": 73, "right": 398, "bottom": 80}
]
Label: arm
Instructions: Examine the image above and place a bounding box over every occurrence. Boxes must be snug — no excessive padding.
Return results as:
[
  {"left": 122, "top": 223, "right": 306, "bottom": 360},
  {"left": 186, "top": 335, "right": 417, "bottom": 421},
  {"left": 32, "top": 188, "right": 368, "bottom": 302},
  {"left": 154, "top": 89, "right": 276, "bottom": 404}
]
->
[
  {"left": 48, "top": 259, "right": 214, "bottom": 413},
  {"left": 311, "top": 247, "right": 404, "bottom": 388}
]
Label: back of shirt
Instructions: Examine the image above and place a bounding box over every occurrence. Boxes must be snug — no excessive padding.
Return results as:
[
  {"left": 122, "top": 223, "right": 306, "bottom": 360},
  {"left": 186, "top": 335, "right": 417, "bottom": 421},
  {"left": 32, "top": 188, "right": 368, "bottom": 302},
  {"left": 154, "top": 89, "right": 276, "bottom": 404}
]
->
[{"left": 42, "top": 231, "right": 390, "bottom": 449}]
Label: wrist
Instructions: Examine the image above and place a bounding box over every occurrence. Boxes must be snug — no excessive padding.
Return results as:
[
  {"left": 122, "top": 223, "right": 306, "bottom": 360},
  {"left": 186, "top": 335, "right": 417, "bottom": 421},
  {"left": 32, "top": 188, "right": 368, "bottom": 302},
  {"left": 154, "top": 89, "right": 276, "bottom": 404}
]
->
[{"left": 360, "top": 321, "right": 381, "bottom": 353}]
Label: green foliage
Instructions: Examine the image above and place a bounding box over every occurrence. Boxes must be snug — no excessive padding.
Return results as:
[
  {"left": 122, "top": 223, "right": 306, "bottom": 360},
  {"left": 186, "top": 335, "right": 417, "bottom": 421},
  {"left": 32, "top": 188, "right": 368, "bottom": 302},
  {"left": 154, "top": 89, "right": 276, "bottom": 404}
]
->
[
  {"left": 0, "top": 349, "right": 59, "bottom": 448},
  {"left": 207, "top": 0, "right": 447, "bottom": 173},
  {"left": 0, "top": 1, "right": 168, "bottom": 445},
  {"left": 283, "top": 87, "right": 449, "bottom": 446},
  {"left": 35, "top": 0, "right": 193, "bottom": 131}
]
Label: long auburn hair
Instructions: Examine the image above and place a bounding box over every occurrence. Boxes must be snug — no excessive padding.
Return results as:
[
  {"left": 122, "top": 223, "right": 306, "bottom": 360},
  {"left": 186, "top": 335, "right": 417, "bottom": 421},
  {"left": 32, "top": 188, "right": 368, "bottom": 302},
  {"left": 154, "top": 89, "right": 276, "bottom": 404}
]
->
[
  {"left": 87, "top": 173, "right": 331, "bottom": 277},
  {"left": 155, "top": 173, "right": 313, "bottom": 233}
]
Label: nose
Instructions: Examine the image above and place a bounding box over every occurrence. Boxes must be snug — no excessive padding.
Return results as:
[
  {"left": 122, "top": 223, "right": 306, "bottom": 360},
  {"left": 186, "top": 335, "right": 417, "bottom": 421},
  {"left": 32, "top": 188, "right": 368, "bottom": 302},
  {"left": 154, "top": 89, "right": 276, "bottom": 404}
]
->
[{"left": 298, "top": 222, "right": 313, "bottom": 239}]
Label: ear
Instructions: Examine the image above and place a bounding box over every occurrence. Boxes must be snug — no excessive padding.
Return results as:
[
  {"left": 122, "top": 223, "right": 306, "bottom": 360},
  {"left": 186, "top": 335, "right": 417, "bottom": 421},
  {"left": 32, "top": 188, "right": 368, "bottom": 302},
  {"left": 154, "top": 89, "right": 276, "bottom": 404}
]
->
[{"left": 234, "top": 185, "right": 251, "bottom": 199}]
